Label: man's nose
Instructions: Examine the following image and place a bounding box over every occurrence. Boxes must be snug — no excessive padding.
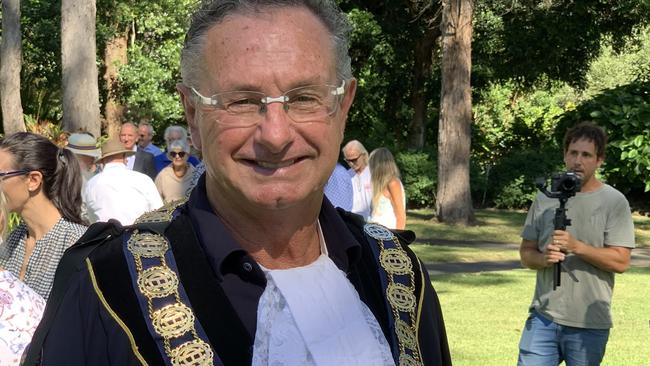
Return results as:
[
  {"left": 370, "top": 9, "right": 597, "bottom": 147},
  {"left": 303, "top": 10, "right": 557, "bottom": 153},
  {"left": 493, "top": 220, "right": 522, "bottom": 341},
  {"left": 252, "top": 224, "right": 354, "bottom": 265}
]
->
[{"left": 255, "top": 103, "right": 293, "bottom": 154}]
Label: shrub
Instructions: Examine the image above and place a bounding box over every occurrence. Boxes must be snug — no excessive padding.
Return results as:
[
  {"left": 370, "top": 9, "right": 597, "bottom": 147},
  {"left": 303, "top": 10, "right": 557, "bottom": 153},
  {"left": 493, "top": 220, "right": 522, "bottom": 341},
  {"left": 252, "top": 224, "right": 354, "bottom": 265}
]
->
[{"left": 396, "top": 151, "right": 437, "bottom": 209}]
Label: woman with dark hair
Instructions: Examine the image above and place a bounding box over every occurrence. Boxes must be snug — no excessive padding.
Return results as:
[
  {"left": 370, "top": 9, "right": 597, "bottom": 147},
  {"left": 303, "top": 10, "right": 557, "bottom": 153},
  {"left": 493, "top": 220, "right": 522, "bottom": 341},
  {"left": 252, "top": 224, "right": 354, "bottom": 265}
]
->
[{"left": 0, "top": 132, "right": 87, "bottom": 299}]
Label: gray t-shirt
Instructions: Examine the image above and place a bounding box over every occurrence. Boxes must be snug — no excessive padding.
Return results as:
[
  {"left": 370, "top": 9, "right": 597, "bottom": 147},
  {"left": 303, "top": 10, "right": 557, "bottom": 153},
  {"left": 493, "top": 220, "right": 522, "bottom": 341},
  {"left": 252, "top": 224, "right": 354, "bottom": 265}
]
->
[{"left": 521, "top": 184, "right": 635, "bottom": 329}]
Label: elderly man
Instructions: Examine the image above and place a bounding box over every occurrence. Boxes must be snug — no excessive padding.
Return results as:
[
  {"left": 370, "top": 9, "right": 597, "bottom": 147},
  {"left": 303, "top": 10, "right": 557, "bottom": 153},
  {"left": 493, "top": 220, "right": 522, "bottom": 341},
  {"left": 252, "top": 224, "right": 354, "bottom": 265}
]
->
[
  {"left": 25, "top": 1, "right": 451, "bottom": 365},
  {"left": 82, "top": 138, "right": 162, "bottom": 225},
  {"left": 119, "top": 122, "right": 157, "bottom": 180},
  {"left": 153, "top": 125, "right": 201, "bottom": 173},
  {"left": 64, "top": 132, "right": 101, "bottom": 182},
  {"left": 137, "top": 122, "right": 163, "bottom": 156},
  {"left": 343, "top": 140, "right": 373, "bottom": 219},
  {"left": 65, "top": 132, "right": 102, "bottom": 223}
]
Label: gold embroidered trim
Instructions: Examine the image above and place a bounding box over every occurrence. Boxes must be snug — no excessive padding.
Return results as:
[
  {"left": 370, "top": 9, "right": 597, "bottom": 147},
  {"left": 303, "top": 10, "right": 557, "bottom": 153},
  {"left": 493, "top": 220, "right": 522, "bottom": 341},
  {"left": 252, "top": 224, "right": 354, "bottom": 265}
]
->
[
  {"left": 135, "top": 198, "right": 187, "bottom": 224},
  {"left": 128, "top": 230, "right": 214, "bottom": 366},
  {"left": 364, "top": 223, "right": 423, "bottom": 366},
  {"left": 86, "top": 259, "right": 148, "bottom": 366}
]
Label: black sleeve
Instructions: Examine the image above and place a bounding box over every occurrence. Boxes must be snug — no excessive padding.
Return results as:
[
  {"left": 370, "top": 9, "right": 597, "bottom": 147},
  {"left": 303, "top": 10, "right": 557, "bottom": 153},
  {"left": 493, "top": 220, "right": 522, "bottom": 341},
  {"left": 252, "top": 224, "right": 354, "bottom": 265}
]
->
[{"left": 417, "top": 260, "right": 453, "bottom": 366}]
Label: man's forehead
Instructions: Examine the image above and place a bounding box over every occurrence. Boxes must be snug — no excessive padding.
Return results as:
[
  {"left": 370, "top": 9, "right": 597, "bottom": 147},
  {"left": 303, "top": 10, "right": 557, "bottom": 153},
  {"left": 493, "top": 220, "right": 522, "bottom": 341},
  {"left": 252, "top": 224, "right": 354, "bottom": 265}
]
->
[
  {"left": 344, "top": 148, "right": 359, "bottom": 157},
  {"left": 199, "top": 7, "right": 335, "bottom": 89},
  {"left": 567, "top": 138, "right": 597, "bottom": 153}
]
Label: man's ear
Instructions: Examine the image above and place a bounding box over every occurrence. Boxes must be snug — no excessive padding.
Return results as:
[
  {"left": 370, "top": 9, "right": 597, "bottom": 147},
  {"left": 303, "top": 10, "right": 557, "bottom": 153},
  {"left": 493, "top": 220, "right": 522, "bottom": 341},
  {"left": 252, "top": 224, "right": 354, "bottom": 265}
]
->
[
  {"left": 339, "top": 78, "right": 357, "bottom": 121},
  {"left": 177, "top": 83, "right": 202, "bottom": 151}
]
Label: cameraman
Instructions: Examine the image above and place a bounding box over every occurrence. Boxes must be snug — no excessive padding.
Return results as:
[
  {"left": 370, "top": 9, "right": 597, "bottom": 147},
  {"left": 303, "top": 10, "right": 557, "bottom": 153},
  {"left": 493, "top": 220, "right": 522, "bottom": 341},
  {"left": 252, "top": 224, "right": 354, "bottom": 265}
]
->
[{"left": 518, "top": 122, "right": 635, "bottom": 366}]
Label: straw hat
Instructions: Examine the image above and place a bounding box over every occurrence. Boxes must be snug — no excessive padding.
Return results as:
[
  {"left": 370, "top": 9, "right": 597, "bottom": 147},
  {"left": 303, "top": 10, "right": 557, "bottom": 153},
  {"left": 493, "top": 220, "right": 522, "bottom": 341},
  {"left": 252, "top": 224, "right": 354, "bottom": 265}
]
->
[
  {"left": 97, "top": 138, "right": 135, "bottom": 163},
  {"left": 65, "top": 133, "right": 101, "bottom": 158}
]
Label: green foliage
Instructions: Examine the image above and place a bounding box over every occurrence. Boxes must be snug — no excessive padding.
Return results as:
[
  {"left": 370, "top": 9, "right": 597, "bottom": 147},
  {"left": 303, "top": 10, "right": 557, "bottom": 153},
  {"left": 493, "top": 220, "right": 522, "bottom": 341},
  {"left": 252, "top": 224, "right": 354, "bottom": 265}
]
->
[
  {"left": 557, "top": 80, "right": 650, "bottom": 192},
  {"left": 19, "top": 0, "right": 63, "bottom": 123},
  {"left": 492, "top": 176, "right": 536, "bottom": 209},
  {"left": 472, "top": 80, "right": 570, "bottom": 208},
  {"left": 396, "top": 151, "right": 436, "bottom": 208},
  {"left": 475, "top": 0, "right": 650, "bottom": 87},
  {"left": 98, "top": 0, "right": 194, "bottom": 135}
]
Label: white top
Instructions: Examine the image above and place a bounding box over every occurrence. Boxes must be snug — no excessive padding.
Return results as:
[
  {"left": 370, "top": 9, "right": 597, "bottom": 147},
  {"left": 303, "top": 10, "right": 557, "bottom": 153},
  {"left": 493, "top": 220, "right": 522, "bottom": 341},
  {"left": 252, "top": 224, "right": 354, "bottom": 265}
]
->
[
  {"left": 350, "top": 166, "right": 372, "bottom": 220},
  {"left": 0, "top": 270, "right": 45, "bottom": 366},
  {"left": 125, "top": 145, "right": 137, "bottom": 170},
  {"left": 252, "top": 223, "right": 395, "bottom": 366},
  {"left": 83, "top": 162, "right": 163, "bottom": 225},
  {"left": 369, "top": 181, "right": 405, "bottom": 229}
]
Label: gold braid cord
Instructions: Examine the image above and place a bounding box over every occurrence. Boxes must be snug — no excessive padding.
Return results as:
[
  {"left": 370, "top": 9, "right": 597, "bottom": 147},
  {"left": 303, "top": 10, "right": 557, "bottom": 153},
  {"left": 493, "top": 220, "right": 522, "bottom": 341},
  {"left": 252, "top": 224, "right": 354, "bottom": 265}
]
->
[
  {"left": 128, "top": 199, "right": 215, "bottom": 366},
  {"left": 364, "top": 223, "right": 423, "bottom": 366}
]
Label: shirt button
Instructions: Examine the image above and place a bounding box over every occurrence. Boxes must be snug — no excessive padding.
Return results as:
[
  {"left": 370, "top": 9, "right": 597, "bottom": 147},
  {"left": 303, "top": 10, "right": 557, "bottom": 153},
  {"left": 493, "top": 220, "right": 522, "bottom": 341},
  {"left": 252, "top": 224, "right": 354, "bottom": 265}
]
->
[{"left": 242, "top": 262, "right": 253, "bottom": 272}]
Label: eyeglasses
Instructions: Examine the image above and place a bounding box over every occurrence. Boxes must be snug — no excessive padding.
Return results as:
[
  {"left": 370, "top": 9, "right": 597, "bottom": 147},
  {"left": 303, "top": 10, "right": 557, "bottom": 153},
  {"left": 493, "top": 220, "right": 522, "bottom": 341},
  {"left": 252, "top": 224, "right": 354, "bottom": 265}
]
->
[
  {"left": 169, "top": 151, "right": 187, "bottom": 159},
  {"left": 0, "top": 170, "right": 28, "bottom": 180},
  {"left": 191, "top": 80, "right": 346, "bottom": 127},
  {"left": 344, "top": 155, "right": 361, "bottom": 164}
]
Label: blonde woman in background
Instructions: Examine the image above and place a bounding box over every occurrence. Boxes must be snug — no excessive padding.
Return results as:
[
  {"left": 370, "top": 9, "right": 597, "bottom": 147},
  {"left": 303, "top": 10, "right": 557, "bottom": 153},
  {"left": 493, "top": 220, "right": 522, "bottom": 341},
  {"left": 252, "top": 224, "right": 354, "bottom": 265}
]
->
[
  {"left": 368, "top": 148, "right": 406, "bottom": 229},
  {"left": 0, "top": 191, "right": 45, "bottom": 365}
]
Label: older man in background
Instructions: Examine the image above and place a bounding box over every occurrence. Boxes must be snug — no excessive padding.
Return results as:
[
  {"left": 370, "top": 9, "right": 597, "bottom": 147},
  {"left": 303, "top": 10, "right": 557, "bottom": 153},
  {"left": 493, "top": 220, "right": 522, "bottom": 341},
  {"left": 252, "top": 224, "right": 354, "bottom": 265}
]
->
[
  {"left": 119, "top": 122, "right": 157, "bottom": 180},
  {"left": 65, "top": 132, "right": 102, "bottom": 223},
  {"left": 343, "top": 140, "right": 372, "bottom": 219},
  {"left": 137, "top": 122, "right": 163, "bottom": 156}
]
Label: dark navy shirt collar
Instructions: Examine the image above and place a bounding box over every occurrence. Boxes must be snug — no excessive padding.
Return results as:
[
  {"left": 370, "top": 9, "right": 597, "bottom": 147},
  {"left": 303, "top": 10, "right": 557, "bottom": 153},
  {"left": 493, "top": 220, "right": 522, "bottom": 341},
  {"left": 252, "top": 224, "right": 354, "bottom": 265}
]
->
[{"left": 186, "top": 174, "right": 362, "bottom": 281}]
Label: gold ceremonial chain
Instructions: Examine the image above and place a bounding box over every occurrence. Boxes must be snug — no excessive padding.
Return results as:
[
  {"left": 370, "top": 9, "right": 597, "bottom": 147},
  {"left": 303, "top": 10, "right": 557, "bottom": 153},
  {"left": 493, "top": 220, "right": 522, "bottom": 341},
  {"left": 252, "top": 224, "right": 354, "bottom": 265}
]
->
[
  {"left": 364, "top": 223, "right": 423, "bottom": 366},
  {"left": 134, "top": 198, "right": 187, "bottom": 225},
  {"left": 129, "top": 200, "right": 214, "bottom": 366}
]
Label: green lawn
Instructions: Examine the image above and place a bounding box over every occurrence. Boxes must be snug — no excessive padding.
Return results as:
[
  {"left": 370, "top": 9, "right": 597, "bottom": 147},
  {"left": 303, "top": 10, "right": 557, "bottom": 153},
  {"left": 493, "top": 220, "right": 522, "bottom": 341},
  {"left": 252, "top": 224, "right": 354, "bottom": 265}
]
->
[
  {"left": 431, "top": 267, "right": 650, "bottom": 366},
  {"left": 408, "top": 208, "right": 650, "bottom": 248}
]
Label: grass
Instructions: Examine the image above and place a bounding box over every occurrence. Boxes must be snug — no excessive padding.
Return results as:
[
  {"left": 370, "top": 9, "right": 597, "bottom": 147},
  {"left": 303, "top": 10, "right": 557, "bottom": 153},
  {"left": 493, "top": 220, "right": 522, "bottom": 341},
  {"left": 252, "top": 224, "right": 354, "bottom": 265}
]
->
[
  {"left": 431, "top": 267, "right": 650, "bottom": 366},
  {"left": 410, "top": 244, "right": 520, "bottom": 263},
  {"left": 408, "top": 208, "right": 650, "bottom": 248}
]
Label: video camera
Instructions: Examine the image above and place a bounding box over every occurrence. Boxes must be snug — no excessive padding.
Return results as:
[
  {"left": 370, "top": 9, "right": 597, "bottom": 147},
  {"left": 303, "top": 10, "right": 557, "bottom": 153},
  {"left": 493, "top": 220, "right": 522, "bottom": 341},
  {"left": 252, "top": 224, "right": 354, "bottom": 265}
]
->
[
  {"left": 535, "top": 171, "right": 582, "bottom": 290},
  {"left": 536, "top": 171, "right": 582, "bottom": 200}
]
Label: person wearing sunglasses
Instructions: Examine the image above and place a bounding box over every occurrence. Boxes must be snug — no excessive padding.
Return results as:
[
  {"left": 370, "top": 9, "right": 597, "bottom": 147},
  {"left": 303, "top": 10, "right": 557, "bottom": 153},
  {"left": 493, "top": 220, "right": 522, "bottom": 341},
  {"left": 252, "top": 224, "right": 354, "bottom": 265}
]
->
[
  {"left": 154, "top": 139, "right": 196, "bottom": 203},
  {"left": 342, "top": 140, "right": 373, "bottom": 220},
  {"left": 0, "top": 132, "right": 87, "bottom": 300}
]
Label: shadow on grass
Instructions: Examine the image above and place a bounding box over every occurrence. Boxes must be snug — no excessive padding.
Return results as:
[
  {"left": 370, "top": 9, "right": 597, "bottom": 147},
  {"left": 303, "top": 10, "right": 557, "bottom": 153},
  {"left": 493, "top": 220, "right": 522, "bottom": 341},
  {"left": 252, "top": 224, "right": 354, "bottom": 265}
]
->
[
  {"left": 432, "top": 271, "right": 522, "bottom": 289},
  {"left": 409, "top": 211, "right": 436, "bottom": 221}
]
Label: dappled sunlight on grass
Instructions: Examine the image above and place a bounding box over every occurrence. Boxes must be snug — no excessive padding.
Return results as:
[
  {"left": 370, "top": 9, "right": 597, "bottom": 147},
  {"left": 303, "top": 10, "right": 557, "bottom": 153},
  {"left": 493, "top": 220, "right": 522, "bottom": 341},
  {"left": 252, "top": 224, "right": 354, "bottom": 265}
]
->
[
  {"left": 407, "top": 208, "right": 526, "bottom": 244},
  {"left": 408, "top": 209, "right": 650, "bottom": 247}
]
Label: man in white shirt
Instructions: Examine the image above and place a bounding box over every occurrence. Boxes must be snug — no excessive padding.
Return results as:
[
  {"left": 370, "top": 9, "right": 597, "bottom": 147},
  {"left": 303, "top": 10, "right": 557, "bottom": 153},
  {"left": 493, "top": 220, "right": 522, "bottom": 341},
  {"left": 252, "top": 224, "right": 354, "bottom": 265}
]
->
[
  {"left": 343, "top": 140, "right": 372, "bottom": 219},
  {"left": 83, "top": 138, "right": 163, "bottom": 225}
]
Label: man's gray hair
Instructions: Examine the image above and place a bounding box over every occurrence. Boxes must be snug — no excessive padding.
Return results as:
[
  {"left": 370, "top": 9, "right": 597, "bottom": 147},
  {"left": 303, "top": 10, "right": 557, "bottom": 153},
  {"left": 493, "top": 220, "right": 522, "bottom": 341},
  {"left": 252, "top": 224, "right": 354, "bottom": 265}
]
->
[
  {"left": 168, "top": 138, "right": 191, "bottom": 153},
  {"left": 342, "top": 140, "right": 368, "bottom": 156},
  {"left": 139, "top": 122, "right": 155, "bottom": 136},
  {"left": 164, "top": 125, "right": 189, "bottom": 143},
  {"left": 180, "top": 0, "right": 353, "bottom": 88}
]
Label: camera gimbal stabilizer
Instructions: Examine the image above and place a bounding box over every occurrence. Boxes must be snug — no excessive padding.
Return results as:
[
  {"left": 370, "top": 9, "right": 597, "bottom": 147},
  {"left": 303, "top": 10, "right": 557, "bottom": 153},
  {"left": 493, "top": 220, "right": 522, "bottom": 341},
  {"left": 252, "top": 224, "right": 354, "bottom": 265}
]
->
[{"left": 535, "top": 172, "right": 581, "bottom": 290}]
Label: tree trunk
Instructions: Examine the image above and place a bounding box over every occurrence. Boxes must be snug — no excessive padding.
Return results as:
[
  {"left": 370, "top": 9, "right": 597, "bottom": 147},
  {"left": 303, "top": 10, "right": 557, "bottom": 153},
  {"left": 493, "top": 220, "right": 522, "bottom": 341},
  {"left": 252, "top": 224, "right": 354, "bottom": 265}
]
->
[
  {"left": 0, "top": 0, "right": 26, "bottom": 135},
  {"left": 436, "top": 0, "right": 474, "bottom": 225},
  {"left": 103, "top": 33, "right": 128, "bottom": 139},
  {"left": 408, "top": 28, "right": 440, "bottom": 150},
  {"left": 61, "top": 0, "right": 101, "bottom": 137}
]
